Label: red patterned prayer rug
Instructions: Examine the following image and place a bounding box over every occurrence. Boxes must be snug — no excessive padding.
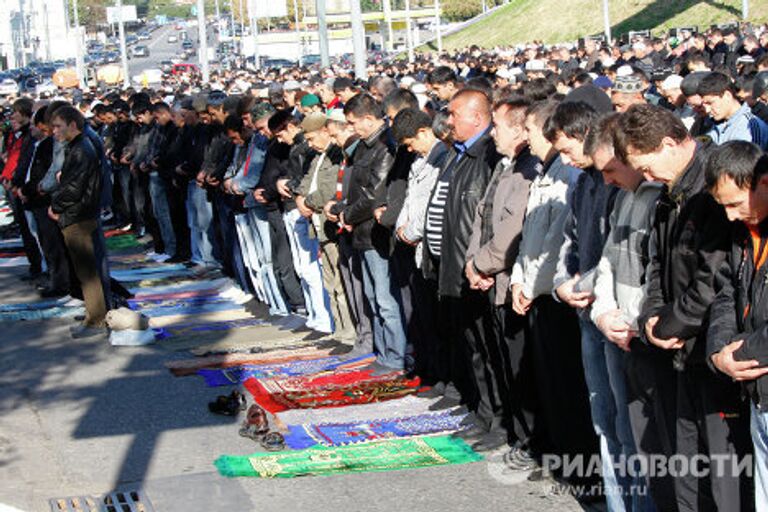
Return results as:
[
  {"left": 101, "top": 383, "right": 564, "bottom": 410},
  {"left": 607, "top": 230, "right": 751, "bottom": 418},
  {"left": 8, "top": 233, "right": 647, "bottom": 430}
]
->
[{"left": 243, "top": 372, "right": 422, "bottom": 413}]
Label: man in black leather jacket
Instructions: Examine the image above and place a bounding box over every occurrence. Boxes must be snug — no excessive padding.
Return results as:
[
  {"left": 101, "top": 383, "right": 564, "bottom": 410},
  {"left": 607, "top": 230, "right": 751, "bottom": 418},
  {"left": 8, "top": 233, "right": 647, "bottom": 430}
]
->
[
  {"left": 427, "top": 89, "right": 504, "bottom": 445},
  {"left": 342, "top": 93, "right": 407, "bottom": 372},
  {"left": 49, "top": 106, "right": 108, "bottom": 339}
]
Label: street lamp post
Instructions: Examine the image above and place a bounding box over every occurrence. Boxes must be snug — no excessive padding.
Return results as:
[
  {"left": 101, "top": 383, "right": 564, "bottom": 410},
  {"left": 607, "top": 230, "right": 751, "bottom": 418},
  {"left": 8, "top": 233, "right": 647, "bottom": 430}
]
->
[
  {"left": 72, "top": 0, "right": 85, "bottom": 88},
  {"left": 434, "top": 0, "right": 442, "bottom": 53},
  {"left": 602, "top": 0, "right": 611, "bottom": 44},
  {"left": 349, "top": 0, "right": 367, "bottom": 79},
  {"left": 116, "top": 0, "right": 130, "bottom": 88},
  {"left": 197, "top": 0, "right": 209, "bottom": 82}
]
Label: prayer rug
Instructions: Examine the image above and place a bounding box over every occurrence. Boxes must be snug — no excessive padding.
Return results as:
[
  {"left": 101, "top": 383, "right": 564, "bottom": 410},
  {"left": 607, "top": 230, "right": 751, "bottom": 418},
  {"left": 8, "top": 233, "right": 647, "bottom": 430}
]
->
[
  {"left": 275, "top": 395, "right": 448, "bottom": 427},
  {"left": 128, "top": 297, "right": 243, "bottom": 318},
  {"left": 214, "top": 436, "right": 482, "bottom": 478},
  {"left": 130, "top": 278, "right": 230, "bottom": 297},
  {"left": 152, "top": 316, "right": 268, "bottom": 338},
  {"left": 105, "top": 234, "right": 143, "bottom": 250},
  {"left": 196, "top": 354, "right": 375, "bottom": 387},
  {"left": 243, "top": 372, "right": 422, "bottom": 413},
  {"left": 111, "top": 265, "right": 194, "bottom": 281},
  {"left": 0, "top": 256, "right": 29, "bottom": 267},
  {"left": 165, "top": 346, "right": 335, "bottom": 376},
  {"left": 147, "top": 309, "right": 255, "bottom": 329},
  {"left": 283, "top": 409, "right": 469, "bottom": 449}
]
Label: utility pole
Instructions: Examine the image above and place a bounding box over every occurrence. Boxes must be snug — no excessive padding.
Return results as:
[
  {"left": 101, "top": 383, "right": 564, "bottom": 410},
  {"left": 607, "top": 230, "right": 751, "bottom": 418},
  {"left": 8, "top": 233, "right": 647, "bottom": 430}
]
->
[
  {"left": 382, "top": 0, "right": 393, "bottom": 52},
  {"left": 602, "top": 0, "right": 611, "bottom": 44},
  {"left": 316, "top": 0, "right": 329, "bottom": 67},
  {"left": 293, "top": 0, "right": 302, "bottom": 65},
  {"left": 742, "top": 0, "right": 749, "bottom": 20},
  {"left": 405, "top": 0, "right": 414, "bottom": 62},
  {"left": 349, "top": 0, "right": 366, "bottom": 79},
  {"left": 197, "top": 0, "right": 209, "bottom": 82},
  {"left": 250, "top": 0, "right": 260, "bottom": 70},
  {"left": 72, "top": 0, "right": 85, "bottom": 88},
  {"left": 434, "top": 0, "right": 442, "bottom": 53},
  {"left": 117, "top": 0, "right": 130, "bottom": 88}
]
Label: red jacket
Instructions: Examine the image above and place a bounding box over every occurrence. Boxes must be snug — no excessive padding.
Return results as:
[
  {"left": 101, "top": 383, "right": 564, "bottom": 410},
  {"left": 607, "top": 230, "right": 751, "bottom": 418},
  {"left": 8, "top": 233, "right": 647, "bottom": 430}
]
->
[{"left": 1, "top": 130, "right": 24, "bottom": 181}]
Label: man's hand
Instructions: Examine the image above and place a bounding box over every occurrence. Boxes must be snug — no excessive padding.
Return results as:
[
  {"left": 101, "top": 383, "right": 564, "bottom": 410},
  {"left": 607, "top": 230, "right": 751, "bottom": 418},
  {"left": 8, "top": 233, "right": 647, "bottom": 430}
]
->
[
  {"left": 47, "top": 206, "right": 59, "bottom": 222},
  {"left": 396, "top": 226, "right": 419, "bottom": 247},
  {"left": 511, "top": 283, "right": 532, "bottom": 316},
  {"left": 174, "top": 164, "right": 186, "bottom": 176},
  {"left": 323, "top": 201, "right": 339, "bottom": 222},
  {"left": 556, "top": 274, "right": 594, "bottom": 309},
  {"left": 712, "top": 340, "right": 768, "bottom": 382},
  {"left": 339, "top": 211, "right": 353, "bottom": 232},
  {"left": 595, "top": 309, "right": 633, "bottom": 351},
  {"left": 276, "top": 178, "right": 292, "bottom": 198},
  {"left": 373, "top": 205, "right": 387, "bottom": 223},
  {"left": 205, "top": 174, "right": 221, "bottom": 187},
  {"left": 644, "top": 316, "right": 685, "bottom": 350},
  {"left": 296, "top": 195, "right": 313, "bottom": 218},
  {"left": 253, "top": 188, "right": 268, "bottom": 204}
]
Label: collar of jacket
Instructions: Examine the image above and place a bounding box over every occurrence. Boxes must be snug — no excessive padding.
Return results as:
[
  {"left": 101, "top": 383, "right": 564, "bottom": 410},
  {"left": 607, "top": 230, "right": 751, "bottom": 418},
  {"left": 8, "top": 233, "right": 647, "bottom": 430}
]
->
[
  {"left": 453, "top": 125, "right": 492, "bottom": 158},
  {"left": 65, "top": 132, "right": 85, "bottom": 149},
  {"left": 362, "top": 122, "right": 387, "bottom": 147},
  {"left": 669, "top": 141, "right": 709, "bottom": 205},
  {"left": 344, "top": 136, "right": 360, "bottom": 157}
]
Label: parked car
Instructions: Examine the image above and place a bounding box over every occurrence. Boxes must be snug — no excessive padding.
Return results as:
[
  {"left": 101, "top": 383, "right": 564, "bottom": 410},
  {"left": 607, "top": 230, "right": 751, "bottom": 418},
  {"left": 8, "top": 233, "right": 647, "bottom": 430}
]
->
[
  {"left": 132, "top": 68, "right": 163, "bottom": 86},
  {"left": 159, "top": 60, "right": 173, "bottom": 73},
  {"left": 168, "top": 34, "right": 178, "bottom": 43},
  {"left": 171, "top": 63, "right": 200, "bottom": 76},
  {"left": 131, "top": 45, "right": 150, "bottom": 58},
  {"left": 182, "top": 40, "right": 193, "bottom": 50},
  {"left": 34, "top": 79, "right": 58, "bottom": 96},
  {"left": 0, "top": 78, "right": 18, "bottom": 96}
]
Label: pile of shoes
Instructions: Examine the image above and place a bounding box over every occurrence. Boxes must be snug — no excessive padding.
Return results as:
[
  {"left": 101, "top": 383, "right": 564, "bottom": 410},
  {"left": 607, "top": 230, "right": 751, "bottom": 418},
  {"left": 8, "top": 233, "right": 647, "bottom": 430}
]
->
[{"left": 208, "top": 391, "right": 285, "bottom": 451}]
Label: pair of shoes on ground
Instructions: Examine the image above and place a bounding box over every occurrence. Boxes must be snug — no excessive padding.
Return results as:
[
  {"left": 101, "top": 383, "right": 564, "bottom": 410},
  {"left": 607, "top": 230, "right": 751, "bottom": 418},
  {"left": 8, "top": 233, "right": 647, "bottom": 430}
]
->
[{"left": 238, "top": 403, "right": 285, "bottom": 451}]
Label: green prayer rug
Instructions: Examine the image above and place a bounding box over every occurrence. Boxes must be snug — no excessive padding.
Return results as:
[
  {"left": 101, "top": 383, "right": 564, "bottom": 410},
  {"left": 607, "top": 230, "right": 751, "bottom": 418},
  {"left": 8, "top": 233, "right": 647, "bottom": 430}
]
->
[
  {"left": 214, "top": 435, "right": 482, "bottom": 478},
  {"left": 105, "top": 234, "right": 143, "bottom": 251}
]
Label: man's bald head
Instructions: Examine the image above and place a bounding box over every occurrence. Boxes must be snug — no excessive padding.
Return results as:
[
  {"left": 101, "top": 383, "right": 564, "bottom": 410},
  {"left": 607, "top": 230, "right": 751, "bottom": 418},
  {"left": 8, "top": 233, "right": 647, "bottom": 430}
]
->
[{"left": 447, "top": 89, "right": 492, "bottom": 143}]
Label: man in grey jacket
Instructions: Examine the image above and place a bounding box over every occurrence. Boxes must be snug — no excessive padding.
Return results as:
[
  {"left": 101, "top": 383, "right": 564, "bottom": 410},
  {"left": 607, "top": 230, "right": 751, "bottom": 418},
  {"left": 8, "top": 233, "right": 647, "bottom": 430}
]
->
[
  {"left": 587, "top": 113, "right": 669, "bottom": 510},
  {"left": 464, "top": 95, "right": 539, "bottom": 453},
  {"left": 509, "top": 100, "right": 592, "bottom": 479}
]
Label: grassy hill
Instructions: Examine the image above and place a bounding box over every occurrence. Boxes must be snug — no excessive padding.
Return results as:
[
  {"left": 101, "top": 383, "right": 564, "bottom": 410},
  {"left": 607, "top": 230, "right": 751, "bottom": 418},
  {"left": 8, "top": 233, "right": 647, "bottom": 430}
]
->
[{"left": 432, "top": 0, "right": 768, "bottom": 50}]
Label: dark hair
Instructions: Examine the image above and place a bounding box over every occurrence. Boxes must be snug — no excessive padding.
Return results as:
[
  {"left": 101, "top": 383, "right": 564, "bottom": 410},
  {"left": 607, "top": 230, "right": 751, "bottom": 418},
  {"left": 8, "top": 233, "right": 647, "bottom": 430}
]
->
[
  {"left": 705, "top": 140, "right": 768, "bottom": 191},
  {"left": 493, "top": 96, "right": 531, "bottom": 128},
  {"left": 131, "top": 102, "right": 152, "bottom": 116},
  {"left": 32, "top": 106, "right": 47, "bottom": 126},
  {"left": 432, "top": 110, "right": 452, "bottom": 143},
  {"left": 543, "top": 101, "right": 598, "bottom": 142},
  {"left": 44, "top": 100, "right": 70, "bottom": 124},
  {"left": 344, "top": 93, "right": 384, "bottom": 120},
  {"left": 464, "top": 76, "right": 494, "bottom": 99},
  {"left": 267, "top": 109, "right": 298, "bottom": 133},
  {"left": 521, "top": 78, "right": 557, "bottom": 102},
  {"left": 584, "top": 112, "right": 621, "bottom": 156},
  {"left": 152, "top": 101, "right": 171, "bottom": 113},
  {"left": 427, "top": 66, "right": 458, "bottom": 86},
  {"left": 614, "top": 104, "right": 688, "bottom": 162},
  {"left": 223, "top": 113, "right": 246, "bottom": 135},
  {"left": 128, "top": 92, "right": 150, "bottom": 107},
  {"left": 697, "top": 71, "right": 737, "bottom": 97},
  {"left": 11, "top": 98, "right": 33, "bottom": 118},
  {"left": 525, "top": 100, "right": 559, "bottom": 128},
  {"left": 383, "top": 89, "right": 419, "bottom": 115},
  {"left": 391, "top": 108, "right": 432, "bottom": 142},
  {"left": 51, "top": 105, "right": 85, "bottom": 131},
  {"left": 237, "top": 95, "right": 257, "bottom": 117}
]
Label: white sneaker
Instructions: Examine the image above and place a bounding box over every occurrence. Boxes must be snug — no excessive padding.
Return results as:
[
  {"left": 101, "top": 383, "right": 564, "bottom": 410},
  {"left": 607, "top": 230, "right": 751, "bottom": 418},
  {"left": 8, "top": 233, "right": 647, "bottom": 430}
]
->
[
  {"left": 63, "top": 296, "right": 84, "bottom": 307},
  {"left": 233, "top": 293, "right": 254, "bottom": 305}
]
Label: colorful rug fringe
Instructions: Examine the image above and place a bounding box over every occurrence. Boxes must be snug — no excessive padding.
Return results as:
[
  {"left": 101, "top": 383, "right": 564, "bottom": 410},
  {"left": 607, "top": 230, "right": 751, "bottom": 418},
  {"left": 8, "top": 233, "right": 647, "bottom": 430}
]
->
[
  {"left": 283, "top": 409, "right": 469, "bottom": 449},
  {"left": 214, "top": 436, "right": 482, "bottom": 478}
]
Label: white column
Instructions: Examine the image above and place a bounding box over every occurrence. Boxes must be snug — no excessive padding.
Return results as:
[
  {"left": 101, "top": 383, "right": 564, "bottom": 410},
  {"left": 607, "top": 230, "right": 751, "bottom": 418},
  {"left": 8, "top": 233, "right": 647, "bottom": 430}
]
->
[
  {"left": 197, "top": 0, "right": 209, "bottom": 82},
  {"left": 117, "top": 0, "right": 130, "bottom": 88},
  {"left": 602, "top": 0, "right": 611, "bottom": 44},
  {"left": 350, "top": 0, "right": 366, "bottom": 79},
  {"left": 405, "top": 0, "right": 413, "bottom": 62}
]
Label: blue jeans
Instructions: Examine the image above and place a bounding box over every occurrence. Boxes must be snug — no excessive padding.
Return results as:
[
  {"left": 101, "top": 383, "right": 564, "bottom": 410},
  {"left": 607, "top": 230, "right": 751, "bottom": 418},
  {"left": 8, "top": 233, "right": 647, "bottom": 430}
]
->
[
  {"left": 580, "top": 316, "right": 651, "bottom": 512},
  {"left": 148, "top": 172, "right": 176, "bottom": 256},
  {"left": 234, "top": 208, "right": 288, "bottom": 316},
  {"left": 283, "top": 209, "right": 333, "bottom": 333},
  {"left": 752, "top": 403, "right": 768, "bottom": 511},
  {"left": 186, "top": 182, "right": 216, "bottom": 266},
  {"left": 361, "top": 248, "right": 407, "bottom": 369}
]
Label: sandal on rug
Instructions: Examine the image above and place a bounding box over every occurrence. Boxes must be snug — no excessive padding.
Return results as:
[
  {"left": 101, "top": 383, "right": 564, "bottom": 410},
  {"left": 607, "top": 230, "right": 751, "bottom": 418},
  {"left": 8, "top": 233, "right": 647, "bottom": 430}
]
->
[
  {"left": 238, "top": 404, "right": 269, "bottom": 440},
  {"left": 208, "top": 390, "right": 247, "bottom": 416},
  {"left": 239, "top": 423, "right": 268, "bottom": 441},
  {"left": 261, "top": 431, "right": 285, "bottom": 452}
]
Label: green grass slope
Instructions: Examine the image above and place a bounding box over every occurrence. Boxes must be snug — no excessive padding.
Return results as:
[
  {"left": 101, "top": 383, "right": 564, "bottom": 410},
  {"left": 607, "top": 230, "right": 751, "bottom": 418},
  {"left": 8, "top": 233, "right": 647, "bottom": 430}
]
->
[{"left": 435, "top": 0, "right": 768, "bottom": 49}]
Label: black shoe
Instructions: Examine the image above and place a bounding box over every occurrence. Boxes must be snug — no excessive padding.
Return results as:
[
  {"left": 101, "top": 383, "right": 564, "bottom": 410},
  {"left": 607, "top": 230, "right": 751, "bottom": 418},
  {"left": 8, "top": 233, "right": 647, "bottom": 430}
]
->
[
  {"left": 166, "top": 254, "right": 189, "bottom": 263},
  {"left": 453, "top": 424, "right": 489, "bottom": 442},
  {"left": 302, "top": 330, "right": 329, "bottom": 342},
  {"left": 471, "top": 430, "right": 509, "bottom": 453},
  {"left": 39, "top": 287, "right": 68, "bottom": 298},
  {"left": 428, "top": 394, "right": 462, "bottom": 411},
  {"left": 20, "top": 272, "right": 42, "bottom": 282},
  {"left": 417, "top": 382, "right": 446, "bottom": 399}
]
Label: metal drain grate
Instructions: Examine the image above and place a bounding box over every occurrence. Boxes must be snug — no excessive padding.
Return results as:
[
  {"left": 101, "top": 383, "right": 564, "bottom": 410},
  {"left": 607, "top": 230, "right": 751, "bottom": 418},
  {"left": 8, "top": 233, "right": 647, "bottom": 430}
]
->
[{"left": 49, "top": 489, "right": 155, "bottom": 512}]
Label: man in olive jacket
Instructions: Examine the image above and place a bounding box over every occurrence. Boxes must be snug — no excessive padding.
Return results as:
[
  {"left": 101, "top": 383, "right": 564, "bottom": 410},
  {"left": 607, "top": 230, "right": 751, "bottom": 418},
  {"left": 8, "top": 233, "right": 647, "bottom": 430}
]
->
[{"left": 49, "top": 106, "right": 107, "bottom": 338}]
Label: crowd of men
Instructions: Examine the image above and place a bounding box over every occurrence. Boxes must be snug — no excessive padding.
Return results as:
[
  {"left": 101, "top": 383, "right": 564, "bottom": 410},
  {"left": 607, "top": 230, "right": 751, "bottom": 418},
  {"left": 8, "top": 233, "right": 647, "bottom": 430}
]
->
[{"left": 3, "top": 20, "right": 768, "bottom": 511}]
